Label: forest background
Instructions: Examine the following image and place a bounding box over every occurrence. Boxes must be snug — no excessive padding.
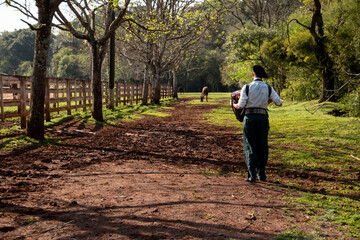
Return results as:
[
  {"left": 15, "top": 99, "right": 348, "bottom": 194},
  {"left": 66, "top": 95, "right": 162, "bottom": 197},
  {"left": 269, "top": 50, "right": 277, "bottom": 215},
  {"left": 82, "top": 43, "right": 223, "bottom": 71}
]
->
[{"left": 0, "top": 0, "right": 359, "bottom": 117}]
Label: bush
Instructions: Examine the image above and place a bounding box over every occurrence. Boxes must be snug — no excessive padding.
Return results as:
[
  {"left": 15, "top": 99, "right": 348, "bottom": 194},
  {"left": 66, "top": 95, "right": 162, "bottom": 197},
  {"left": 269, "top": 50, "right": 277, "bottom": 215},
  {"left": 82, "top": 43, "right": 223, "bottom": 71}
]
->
[{"left": 340, "top": 87, "right": 360, "bottom": 117}]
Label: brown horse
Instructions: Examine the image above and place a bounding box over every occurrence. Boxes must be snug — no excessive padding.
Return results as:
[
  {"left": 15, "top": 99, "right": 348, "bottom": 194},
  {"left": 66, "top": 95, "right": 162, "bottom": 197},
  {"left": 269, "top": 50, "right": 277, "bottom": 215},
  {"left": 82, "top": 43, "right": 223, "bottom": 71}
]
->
[{"left": 200, "top": 86, "right": 209, "bottom": 102}]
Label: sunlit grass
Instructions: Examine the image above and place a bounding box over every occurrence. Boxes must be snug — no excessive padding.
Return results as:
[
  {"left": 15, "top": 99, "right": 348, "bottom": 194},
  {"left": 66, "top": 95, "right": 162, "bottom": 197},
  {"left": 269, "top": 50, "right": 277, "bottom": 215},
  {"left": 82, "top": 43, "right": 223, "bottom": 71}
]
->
[
  {"left": 182, "top": 92, "right": 242, "bottom": 129},
  {"left": 180, "top": 92, "right": 231, "bottom": 106},
  {"left": 0, "top": 135, "right": 59, "bottom": 151}
]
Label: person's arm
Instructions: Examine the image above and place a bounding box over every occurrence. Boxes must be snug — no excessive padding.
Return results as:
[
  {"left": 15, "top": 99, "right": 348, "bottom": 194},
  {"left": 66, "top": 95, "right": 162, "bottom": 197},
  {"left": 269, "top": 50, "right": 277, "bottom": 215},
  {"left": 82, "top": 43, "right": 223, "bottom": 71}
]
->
[
  {"left": 270, "top": 86, "right": 282, "bottom": 106},
  {"left": 233, "top": 86, "right": 247, "bottom": 109}
]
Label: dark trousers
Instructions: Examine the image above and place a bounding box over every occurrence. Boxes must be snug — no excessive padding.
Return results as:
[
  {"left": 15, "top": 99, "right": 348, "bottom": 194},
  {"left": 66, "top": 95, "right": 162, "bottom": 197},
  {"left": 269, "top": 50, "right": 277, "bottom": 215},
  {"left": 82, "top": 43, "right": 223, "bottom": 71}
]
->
[{"left": 243, "top": 114, "right": 269, "bottom": 180}]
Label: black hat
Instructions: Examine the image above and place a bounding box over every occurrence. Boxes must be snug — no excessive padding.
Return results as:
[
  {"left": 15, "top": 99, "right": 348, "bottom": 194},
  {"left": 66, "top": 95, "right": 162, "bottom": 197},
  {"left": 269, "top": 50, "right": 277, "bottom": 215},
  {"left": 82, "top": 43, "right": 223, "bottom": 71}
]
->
[{"left": 253, "top": 65, "right": 268, "bottom": 78}]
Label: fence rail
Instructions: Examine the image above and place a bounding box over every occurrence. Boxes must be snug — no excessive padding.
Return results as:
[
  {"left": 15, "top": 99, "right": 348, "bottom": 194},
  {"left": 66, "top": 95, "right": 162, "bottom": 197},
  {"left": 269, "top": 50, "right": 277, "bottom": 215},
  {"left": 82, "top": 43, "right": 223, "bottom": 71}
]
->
[{"left": 0, "top": 74, "right": 173, "bottom": 128}]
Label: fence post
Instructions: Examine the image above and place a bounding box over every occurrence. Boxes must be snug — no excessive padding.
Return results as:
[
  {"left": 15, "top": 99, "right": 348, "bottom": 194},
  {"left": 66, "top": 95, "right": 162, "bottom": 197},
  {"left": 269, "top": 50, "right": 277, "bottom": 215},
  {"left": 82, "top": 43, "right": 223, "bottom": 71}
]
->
[
  {"left": 45, "top": 77, "right": 50, "bottom": 122},
  {"left": 122, "top": 83, "right": 126, "bottom": 105},
  {"left": 82, "top": 80, "right": 86, "bottom": 112},
  {"left": 115, "top": 82, "right": 119, "bottom": 107},
  {"left": 123, "top": 82, "right": 127, "bottom": 105},
  {"left": 66, "top": 79, "right": 71, "bottom": 115},
  {"left": 55, "top": 78, "right": 60, "bottom": 114},
  {"left": 20, "top": 76, "right": 27, "bottom": 129},
  {"left": 74, "top": 79, "right": 78, "bottom": 111},
  {"left": 135, "top": 84, "right": 139, "bottom": 104},
  {"left": 130, "top": 84, "right": 134, "bottom": 105},
  {"left": 88, "top": 80, "right": 92, "bottom": 107}
]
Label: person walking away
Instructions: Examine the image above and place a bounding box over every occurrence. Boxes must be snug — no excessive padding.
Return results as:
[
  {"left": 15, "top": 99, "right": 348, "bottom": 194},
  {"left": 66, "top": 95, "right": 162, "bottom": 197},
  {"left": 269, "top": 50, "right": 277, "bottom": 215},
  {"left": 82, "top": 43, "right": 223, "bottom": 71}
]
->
[
  {"left": 233, "top": 65, "right": 282, "bottom": 182},
  {"left": 201, "top": 86, "right": 209, "bottom": 102}
]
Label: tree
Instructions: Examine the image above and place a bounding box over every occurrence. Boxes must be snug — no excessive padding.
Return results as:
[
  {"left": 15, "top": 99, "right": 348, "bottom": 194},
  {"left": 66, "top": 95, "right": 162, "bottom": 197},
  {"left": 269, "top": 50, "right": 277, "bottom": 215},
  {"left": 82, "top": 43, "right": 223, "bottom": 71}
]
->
[
  {"left": 214, "top": 0, "right": 300, "bottom": 28},
  {"left": 289, "top": 0, "right": 336, "bottom": 102},
  {"left": 118, "top": 0, "right": 217, "bottom": 104},
  {"left": 4, "top": 0, "right": 65, "bottom": 139},
  {"left": 217, "top": 0, "right": 300, "bottom": 92},
  {"left": 55, "top": 0, "right": 131, "bottom": 121},
  {"left": 0, "top": 29, "right": 35, "bottom": 74},
  {"left": 222, "top": 25, "right": 277, "bottom": 86},
  {"left": 50, "top": 47, "right": 90, "bottom": 79}
]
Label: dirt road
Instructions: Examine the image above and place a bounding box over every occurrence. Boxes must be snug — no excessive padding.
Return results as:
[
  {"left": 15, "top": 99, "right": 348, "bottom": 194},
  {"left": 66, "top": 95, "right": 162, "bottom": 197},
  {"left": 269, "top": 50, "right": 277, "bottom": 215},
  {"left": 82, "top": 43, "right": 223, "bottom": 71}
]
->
[{"left": 1, "top": 98, "right": 315, "bottom": 239}]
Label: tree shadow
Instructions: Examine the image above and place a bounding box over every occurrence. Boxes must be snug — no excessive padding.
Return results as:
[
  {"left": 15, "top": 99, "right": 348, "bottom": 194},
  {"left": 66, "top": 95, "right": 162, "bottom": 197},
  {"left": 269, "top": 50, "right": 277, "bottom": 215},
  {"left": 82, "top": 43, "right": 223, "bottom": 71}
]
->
[{"left": 0, "top": 199, "right": 278, "bottom": 239}]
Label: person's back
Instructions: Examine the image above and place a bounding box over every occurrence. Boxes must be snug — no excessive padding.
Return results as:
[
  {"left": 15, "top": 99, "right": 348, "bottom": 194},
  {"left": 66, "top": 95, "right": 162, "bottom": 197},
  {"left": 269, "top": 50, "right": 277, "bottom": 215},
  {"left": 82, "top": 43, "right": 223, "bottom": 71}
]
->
[{"left": 238, "top": 81, "right": 281, "bottom": 109}]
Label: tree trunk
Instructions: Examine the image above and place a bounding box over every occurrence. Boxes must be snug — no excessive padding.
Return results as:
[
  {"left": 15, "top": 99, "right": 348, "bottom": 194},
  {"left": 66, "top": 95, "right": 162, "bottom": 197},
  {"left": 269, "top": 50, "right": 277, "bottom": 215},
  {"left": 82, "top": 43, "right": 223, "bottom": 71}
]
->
[
  {"left": 317, "top": 49, "right": 335, "bottom": 102},
  {"left": 108, "top": 8, "right": 115, "bottom": 109},
  {"left": 142, "top": 64, "right": 150, "bottom": 105},
  {"left": 91, "top": 43, "right": 104, "bottom": 121},
  {"left": 152, "top": 65, "right": 161, "bottom": 104},
  {"left": 172, "top": 69, "right": 178, "bottom": 99},
  {"left": 311, "top": 0, "right": 335, "bottom": 102},
  {"left": 26, "top": 10, "right": 53, "bottom": 140}
]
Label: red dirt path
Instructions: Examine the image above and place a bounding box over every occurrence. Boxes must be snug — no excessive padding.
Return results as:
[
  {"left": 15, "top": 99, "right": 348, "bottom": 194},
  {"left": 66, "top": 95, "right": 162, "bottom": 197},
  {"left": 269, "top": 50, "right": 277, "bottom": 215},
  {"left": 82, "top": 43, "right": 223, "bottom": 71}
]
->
[{"left": 0, "top": 98, "right": 331, "bottom": 239}]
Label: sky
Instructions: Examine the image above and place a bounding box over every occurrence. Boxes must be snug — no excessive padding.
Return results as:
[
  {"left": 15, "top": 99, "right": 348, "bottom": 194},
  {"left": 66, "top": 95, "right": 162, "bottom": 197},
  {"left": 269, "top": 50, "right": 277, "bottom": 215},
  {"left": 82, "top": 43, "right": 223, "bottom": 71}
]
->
[{"left": 0, "top": 4, "right": 36, "bottom": 32}]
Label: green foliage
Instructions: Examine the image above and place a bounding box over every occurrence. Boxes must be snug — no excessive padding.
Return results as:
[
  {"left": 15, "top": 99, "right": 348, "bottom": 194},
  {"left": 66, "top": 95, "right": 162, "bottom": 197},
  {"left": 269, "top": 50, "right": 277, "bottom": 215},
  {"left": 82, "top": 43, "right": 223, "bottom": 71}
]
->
[
  {"left": 222, "top": 26, "right": 283, "bottom": 89},
  {"left": 225, "top": 26, "right": 277, "bottom": 62},
  {"left": 220, "top": 0, "right": 360, "bottom": 104},
  {"left": 281, "top": 67, "right": 321, "bottom": 101},
  {"left": 17, "top": 61, "right": 33, "bottom": 76},
  {"left": 260, "top": 37, "right": 288, "bottom": 91},
  {"left": 340, "top": 87, "right": 360, "bottom": 117},
  {"left": 178, "top": 49, "right": 229, "bottom": 92},
  {"left": 50, "top": 47, "right": 90, "bottom": 79},
  {"left": 325, "top": 0, "right": 360, "bottom": 75},
  {"left": 0, "top": 29, "right": 35, "bottom": 74},
  {"left": 221, "top": 60, "right": 253, "bottom": 88}
]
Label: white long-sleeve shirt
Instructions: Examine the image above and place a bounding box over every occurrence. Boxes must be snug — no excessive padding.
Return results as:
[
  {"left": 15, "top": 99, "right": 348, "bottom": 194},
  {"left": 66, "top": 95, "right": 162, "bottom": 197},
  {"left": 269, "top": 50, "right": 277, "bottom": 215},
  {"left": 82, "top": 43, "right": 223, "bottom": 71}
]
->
[{"left": 237, "top": 78, "right": 282, "bottom": 109}]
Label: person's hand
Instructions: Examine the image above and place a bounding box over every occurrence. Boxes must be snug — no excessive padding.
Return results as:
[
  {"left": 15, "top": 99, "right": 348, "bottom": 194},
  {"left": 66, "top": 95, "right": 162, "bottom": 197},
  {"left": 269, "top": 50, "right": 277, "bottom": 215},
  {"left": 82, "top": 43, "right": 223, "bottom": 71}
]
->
[{"left": 233, "top": 103, "right": 240, "bottom": 109}]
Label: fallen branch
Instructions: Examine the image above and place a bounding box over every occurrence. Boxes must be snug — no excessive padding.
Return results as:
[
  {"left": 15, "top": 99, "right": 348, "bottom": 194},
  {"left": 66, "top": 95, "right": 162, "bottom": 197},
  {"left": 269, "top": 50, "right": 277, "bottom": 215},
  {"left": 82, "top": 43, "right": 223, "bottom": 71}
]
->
[
  {"left": 41, "top": 220, "right": 74, "bottom": 234},
  {"left": 350, "top": 155, "right": 360, "bottom": 161},
  {"left": 16, "top": 220, "right": 74, "bottom": 238}
]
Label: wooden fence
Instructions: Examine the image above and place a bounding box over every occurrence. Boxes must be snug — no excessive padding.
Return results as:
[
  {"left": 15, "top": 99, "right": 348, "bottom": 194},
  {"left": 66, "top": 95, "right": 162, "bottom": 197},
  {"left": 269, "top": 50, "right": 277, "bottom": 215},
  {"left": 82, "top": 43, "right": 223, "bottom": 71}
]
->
[{"left": 0, "top": 74, "right": 173, "bottom": 128}]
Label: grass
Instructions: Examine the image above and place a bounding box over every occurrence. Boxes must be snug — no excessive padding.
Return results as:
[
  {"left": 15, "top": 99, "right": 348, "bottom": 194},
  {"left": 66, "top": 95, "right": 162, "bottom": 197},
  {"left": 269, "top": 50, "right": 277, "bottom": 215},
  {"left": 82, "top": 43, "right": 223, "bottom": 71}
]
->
[
  {"left": 275, "top": 230, "right": 318, "bottom": 240},
  {"left": 202, "top": 96, "right": 360, "bottom": 239},
  {"left": 0, "top": 135, "right": 59, "bottom": 151},
  {"left": 183, "top": 92, "right": 242, "bottom": 129},
  {"left": 181, "top": 92, "right": 231, "bottom": 106}
]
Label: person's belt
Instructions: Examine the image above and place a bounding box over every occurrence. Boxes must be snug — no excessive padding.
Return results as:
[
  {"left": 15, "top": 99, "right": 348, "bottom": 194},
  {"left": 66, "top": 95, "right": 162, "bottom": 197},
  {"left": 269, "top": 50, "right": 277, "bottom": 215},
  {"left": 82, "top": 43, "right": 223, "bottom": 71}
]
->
[{"left": 245, "top": 108, "right": 268, "bottom": 115}]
